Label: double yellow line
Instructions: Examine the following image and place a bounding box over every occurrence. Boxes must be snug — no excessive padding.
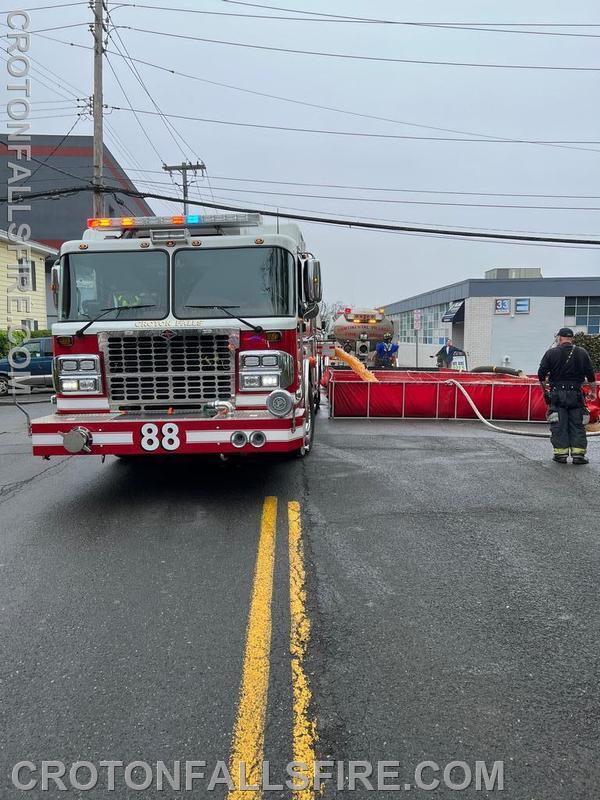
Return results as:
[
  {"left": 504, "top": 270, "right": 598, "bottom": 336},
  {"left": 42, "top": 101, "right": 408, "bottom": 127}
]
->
[{"left": 227, "top": 497, "right": 317, "bottom": 799}]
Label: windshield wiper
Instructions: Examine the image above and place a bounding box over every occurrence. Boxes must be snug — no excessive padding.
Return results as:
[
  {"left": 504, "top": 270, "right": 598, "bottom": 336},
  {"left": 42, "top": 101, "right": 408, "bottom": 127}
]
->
[
  {"left": 75, "top": 304, "right": 156, "bottom": 337},
  {"left": 185, "top": 305, "right": 263, "bottom": 333}
]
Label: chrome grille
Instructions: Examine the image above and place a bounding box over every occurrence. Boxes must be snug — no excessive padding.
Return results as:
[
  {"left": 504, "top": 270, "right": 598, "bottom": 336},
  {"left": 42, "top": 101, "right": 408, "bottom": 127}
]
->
[{"left": 98, "top": 329, "right": 236, "bottom": 409}]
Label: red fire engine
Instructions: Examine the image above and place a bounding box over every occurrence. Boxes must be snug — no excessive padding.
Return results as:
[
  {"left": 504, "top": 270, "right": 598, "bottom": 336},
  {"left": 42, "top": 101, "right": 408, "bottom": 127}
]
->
[{"left": 31, "top": 213, "right": 322, "bottom": 458}]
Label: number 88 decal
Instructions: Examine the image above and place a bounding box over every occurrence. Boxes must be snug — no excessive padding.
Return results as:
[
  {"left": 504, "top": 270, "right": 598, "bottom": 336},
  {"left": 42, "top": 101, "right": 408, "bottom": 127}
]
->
[{"left": 140, "top": 423, "right": 181, "bottom": 451}]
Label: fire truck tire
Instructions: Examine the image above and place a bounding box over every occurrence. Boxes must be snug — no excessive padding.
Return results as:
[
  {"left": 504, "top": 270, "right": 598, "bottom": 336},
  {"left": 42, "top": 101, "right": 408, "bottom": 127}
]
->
[
  {"left": 0, "top": 375, "right": 9, "bottom": 397},
  {"left": 296, "top": 387, "right": 315, "bottom": 457}
]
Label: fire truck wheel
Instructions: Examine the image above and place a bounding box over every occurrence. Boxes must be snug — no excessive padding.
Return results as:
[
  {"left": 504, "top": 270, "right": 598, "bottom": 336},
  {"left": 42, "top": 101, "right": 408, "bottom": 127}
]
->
[
  {"left": 297, "top": 388, "right": 315, "bottom": 457},
  {"left": 0, "top": 375, "right": 8, "bottom": 396},
  {"left": 314, "top": 384, "right": 321, "bottom": 412}
]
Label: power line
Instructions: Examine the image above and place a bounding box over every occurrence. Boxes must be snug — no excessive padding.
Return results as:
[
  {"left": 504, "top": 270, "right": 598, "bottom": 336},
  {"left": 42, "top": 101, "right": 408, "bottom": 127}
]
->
[
  {"left": 125, "top": 171, "right": 600, "bottom": 201},
  {"left": 28, "top": 117, "right": 82, "bottom": 181},
  {"left": 0, "top": 49, "right": 74, "bottom": 102},
  {"left": 0, "top": 138, "right": 96, "bottom": 185},
  {"left": 0, "top": 1, "right": 88, "bottom": 10},
  {"left": 140, "top": 183, "right": 600, "bottom": 211},
  {"left": 106, "top": 2, "right": 600, "bottom": 38},
  {"left": 104, "top": 15, "right": 191, "bottom": 162},
  {"left": 201, "top": 190, "right": 600, "bottom": 239},
  {"left": 114, "top": 24, "right": 600, "bottom": 72},
  {"left": 106, "top": 105, "right": 600, "bottom": 145},
  {"left": 20, "top": 31, "right": 599, "bottom": 156},
  {"left": 203, "top": 192, "right": 600, "bottom": 250},
  {"left": 108, "top": 174, "right": 600, "bottom": 210},
  {"left": 220, "top": 1, "right": 600, "bottom": 28},
  {"left": 5, "top": 184, "right": 600, "bottom": 246},
  {"left": 104, "top": 52, "right": 166, "bottom": 164}
]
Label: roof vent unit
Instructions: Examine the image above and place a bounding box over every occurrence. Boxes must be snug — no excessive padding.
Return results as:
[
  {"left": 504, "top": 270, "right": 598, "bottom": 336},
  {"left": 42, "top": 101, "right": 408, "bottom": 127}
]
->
[{"left": 484, "top": 267, "right": 543, "bottom": 280}]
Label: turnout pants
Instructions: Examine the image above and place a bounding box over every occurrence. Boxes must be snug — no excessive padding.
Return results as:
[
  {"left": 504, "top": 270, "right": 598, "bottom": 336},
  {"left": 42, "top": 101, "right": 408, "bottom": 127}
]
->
[{"left": 548, "top": 386, "right": 588, "bottom": 457}]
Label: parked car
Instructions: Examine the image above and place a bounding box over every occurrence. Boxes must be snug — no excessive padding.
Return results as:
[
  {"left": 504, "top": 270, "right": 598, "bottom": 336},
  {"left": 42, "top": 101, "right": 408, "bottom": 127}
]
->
[{"left": 0, "top": 337, "right": 54, "bottom": 396}]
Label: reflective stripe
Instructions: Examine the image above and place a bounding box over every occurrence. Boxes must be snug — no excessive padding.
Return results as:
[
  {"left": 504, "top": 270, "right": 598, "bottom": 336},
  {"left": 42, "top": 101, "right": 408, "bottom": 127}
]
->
[
  {"left": 32, "top": 432, "right": 134, "bottom": 447},
  {"left": 186, "top": 426, "right": 304, "bottom": 444},
  {"left": 571, "top": 448, "right": 587, "bottom": 455},
  {"left": 553, "top": 448, "right": 569, "bottom": 455}
]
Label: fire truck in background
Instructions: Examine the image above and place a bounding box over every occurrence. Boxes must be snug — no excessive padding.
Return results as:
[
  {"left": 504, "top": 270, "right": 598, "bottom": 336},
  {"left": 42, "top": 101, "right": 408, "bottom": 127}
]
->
[
  {"left": 32, "top": 212, "right": 322, "bottom": 459},
  {"left": 332, "top": 307, "right": 394, "bottom": 363}
]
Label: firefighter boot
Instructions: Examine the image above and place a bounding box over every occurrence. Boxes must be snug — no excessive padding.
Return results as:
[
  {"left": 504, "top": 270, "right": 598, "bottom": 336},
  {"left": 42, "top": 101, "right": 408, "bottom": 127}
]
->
[
  {"left": 553, "top": 448, "right": 569, "bottom": 464},
  {"left": 571, "top": 448, "right": 589, "bottom": 465}
]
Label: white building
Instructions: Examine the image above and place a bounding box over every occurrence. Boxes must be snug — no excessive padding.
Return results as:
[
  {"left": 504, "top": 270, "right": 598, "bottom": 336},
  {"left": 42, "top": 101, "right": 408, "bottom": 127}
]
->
[{"left": 384, "top": 269, "right": 600, "bottom": 373}]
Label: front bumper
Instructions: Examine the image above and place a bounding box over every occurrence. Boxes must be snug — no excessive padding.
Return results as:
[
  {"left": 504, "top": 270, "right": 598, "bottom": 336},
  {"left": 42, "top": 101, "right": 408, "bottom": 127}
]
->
[{"left": 31, "top": 410, "right": 306, "bottom": 457}]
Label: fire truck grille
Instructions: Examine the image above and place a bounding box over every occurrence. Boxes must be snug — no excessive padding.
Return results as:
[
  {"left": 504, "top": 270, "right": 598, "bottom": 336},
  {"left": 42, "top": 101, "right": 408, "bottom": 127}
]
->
[{"left": 99, "top": 330, "right": 235, "bottom": 408}]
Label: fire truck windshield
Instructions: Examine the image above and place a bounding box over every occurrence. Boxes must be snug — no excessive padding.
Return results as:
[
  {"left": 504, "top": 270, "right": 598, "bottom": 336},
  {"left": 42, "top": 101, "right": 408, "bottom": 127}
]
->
[
  {"left": 173, "top": 246, "right": 294, "bottom": 319},
  {"left": 60, "top": 251, "right": 169, "bottom": 321}
]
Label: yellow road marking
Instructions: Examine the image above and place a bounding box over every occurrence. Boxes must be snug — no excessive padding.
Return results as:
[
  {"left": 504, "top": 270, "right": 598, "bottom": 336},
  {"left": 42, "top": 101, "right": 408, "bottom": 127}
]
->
[
  {"left": 227, "top": 496, "right": 278, "bottom": 799},
  {"left": 288, "top": 501, "right": 317, "bottom": 798}
]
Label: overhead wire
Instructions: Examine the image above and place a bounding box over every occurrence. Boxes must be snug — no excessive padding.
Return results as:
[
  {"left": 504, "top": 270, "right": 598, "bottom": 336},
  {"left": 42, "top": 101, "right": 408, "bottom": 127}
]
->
[
  {"left": 0, "top": 1, "right": 88, "bottom": 10},
  {"left": 5, "top": 183, "right": 600, "bottom": 247},
  {"left": 28, "top": 116, "right": 83, "bottom": 181},
  {"left": 113, "top": 25, "right": 600, "bottom": 72},
  {"left": 120, "top": 170, "right": 600, "bottom": 201},
  {"left": 19, "top": 29, "right": 600, "bottom": 156},
  {"left": 113, "top": 176, "right": 600, "bottom": 211},
  {"left": 219, "top": 1, "right": 600, "bottom": 28},
  {"left": 105, "top": 105, "right": 600, "bottom": 146},
  {"left": 105, "top": 2, "right": 600, "bottom": 39},
  {"left": 105, "top": 7, "right": 216, "bottom": 206}
]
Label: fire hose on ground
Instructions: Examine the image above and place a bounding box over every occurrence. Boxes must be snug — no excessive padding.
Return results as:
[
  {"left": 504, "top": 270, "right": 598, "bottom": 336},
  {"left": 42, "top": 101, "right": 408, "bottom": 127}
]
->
[{"left": 445, "top": 379, "right": 600, "bottom": 440}]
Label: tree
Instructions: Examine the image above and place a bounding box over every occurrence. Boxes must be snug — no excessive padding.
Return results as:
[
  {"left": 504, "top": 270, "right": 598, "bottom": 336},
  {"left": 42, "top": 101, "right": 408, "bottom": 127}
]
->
[
  {"left": 319, "top": 301, "right": 345, "bottom": 334},
  {"left": 574, "top": 333, "right": 600, "bottom": 371}
]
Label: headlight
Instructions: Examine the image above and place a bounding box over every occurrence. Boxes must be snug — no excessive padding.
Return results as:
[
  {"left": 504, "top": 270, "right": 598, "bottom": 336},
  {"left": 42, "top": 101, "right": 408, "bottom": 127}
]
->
[
  {"left": 55, "top": 355, "right": 102, "bottom": 394},
  {"left": 239, "top": 350, "right": 294, "bottom": 391},
  {"left": 78, "top": 378, "right": 99, "bottom": 391},
  {"left": 241, "top": 373, "right": 280, "bottom": 390},
  {"left": 60, "top": 379, "right": 80, "bottom": 393},
  {"left": 241, "top": 374, "right": 262, "bottom": 389}
]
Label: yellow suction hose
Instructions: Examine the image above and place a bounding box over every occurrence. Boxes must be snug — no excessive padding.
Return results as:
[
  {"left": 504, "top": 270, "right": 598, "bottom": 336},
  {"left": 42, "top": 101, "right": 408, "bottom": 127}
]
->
[{"left": 334, "top": 347, "right": 379, "bottom": 382}]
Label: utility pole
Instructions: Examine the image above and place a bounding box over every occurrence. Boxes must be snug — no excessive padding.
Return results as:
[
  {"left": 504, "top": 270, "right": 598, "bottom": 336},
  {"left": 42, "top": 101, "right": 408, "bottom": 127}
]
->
[
  {"left": 162, "top": 161, "right": 206, "bottom": 214},
  {"left": 92, "top": 0, "right": 104, "bottom": 217}
]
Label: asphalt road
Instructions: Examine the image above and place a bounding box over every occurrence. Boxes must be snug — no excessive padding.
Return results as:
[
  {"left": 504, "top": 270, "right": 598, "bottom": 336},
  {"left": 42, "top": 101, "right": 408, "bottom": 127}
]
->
[{"left": 1, "top": 396, "right": 599, "bottom": 798}]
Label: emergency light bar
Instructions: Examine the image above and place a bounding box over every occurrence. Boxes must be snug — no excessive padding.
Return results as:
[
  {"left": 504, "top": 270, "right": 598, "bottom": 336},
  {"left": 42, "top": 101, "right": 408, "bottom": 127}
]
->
[{"left": 87, "top": 212, "right": 262, "bottom": 231}]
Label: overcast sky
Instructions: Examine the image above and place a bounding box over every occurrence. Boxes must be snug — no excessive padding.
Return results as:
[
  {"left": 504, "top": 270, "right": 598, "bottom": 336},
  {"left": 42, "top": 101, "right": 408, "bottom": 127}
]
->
[{"left": 8, "top": 0, "right": 600, "bottom": 306}]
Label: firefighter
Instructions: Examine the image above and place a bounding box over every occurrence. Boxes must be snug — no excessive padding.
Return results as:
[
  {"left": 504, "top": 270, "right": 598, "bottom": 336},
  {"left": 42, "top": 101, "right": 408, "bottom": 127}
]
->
[
  {"left": 538, "top": 327, "right": 597, "bottom": 464},
  {"left": 375, "top": 332, "right": 399, "bottom": 369}
]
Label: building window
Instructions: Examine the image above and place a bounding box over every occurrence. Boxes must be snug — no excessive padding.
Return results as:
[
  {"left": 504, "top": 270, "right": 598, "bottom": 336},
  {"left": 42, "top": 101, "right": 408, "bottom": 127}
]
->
[
  {"left": 494, "top": 298, "right": 511, "bottom": 314},
  {"left": 515, "top": 298, "right": 530, "bottom": 314},
  {"left": 565, "top": 296, "right": 600, "bottom": 334},
  {"left": 17, "top": 258, "right": 36, "bottom": 292},
  {"left": 392, "top": 302, "right": 452, "bottom": 344}
]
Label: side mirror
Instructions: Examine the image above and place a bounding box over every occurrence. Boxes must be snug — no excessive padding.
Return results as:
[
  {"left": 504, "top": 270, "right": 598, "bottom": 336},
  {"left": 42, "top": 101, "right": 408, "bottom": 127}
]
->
[
  {"left": 302, "top": 301, "right": 320, "bottom": 321},
  {"left": 302, "top": 259, "right": 322, "bottom": 304},
  {"left": 50, "top": 261, "right": 60, "bottom": 310}
]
